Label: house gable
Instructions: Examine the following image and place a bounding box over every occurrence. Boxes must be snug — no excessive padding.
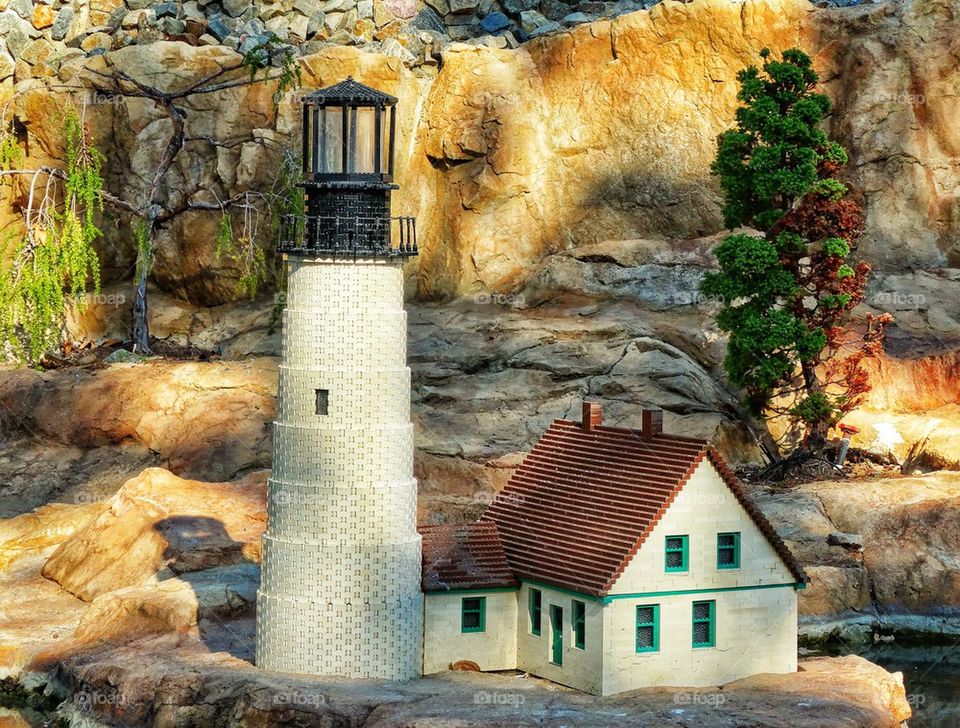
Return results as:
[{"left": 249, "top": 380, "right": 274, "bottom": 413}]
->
[
  {"left": 607, "top": 457, "right": 800, "bottom": 596},
  {"left": 483, "top": 414, "right": 806, "bottom": 598}
]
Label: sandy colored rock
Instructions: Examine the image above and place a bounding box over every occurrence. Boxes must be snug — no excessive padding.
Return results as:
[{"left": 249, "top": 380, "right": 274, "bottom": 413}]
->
[
  {"left": 41, "top": 468, "right": 267, "bottom": 602},
  {"left": 805, "top": 474, "right": 960, "bottom": 618},
  {"left": 0, "top": 503, "right": 100, "bottom": 572},
  {"left": 73, "top": 563, "right": 258, "bottom": 643},
  {"left": 21, "top": 625, "right": 910, "bottom": 727},
  {"left": 0, "top": 357, "right": 276, "bottom": 482},
  {"left": 30, "top": 4, "right": 53, "bottom": 29}
]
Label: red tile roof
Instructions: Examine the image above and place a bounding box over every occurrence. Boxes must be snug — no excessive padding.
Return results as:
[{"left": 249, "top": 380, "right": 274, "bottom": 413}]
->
[
  {"left": 481, "top": 418, "right": 808, "bottom": 597},
  {"left": 420, "top": 521, "right": 518, "bottom": 592}
]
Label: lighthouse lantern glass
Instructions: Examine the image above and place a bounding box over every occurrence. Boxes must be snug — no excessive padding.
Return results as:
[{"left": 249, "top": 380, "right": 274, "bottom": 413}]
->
[
  {"left": 352, "top": 106, "right": 377, "bottom": 174},
  {"left": 313, "top": 106, "right": 343, "bottom": 174}
]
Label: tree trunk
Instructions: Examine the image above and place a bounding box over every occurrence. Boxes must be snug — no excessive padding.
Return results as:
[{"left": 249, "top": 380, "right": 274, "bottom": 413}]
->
[
  {"left": 800, "top": 360, "right": 830, "bottom": 454},
  {"left": 131, "top": 211, "right": 157, "bottom": 354},
  {"left": 130, "top": 100, "right": 185, "bottom": 356}
]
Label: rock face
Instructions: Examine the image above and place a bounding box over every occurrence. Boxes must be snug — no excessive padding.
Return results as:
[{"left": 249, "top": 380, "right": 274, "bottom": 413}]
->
[
  {"left": 0, "top": 357, "right": 276, "bottom": 485},
  {"left": 4, "top": 0, "right": 960, "bottom": 315},
  {"left": 38, "top": 631, "right": 915, "bottom": 727},
  {"left": 753, "top": 471, "right": 960, "bottom": 640},
  {"left": 42, "top": 467, "right": 266, "bottom": 602}
]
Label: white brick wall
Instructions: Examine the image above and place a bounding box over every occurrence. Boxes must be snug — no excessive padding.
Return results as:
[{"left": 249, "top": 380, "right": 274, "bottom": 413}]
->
[
  {"left": 516, "top": 583, "right": 605, "bottom": 694},
  {"left": 600, "top": 460, "right": 799, "bottom": 694},
  {"left": 256, "top": 256, "right": 423, "bottom": 679},
  {"left": 423, "top": 591, "right": 519, "bottom": 674}
]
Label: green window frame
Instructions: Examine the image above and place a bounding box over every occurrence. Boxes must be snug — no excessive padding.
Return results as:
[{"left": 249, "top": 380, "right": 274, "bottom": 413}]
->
[
  {"left": 692, "top": 600, "right": 715, "bottom": 648},
  {"left": 529, "top": 588, "right": 542, "bottom": 636},
  {"left": 665, "top": 535, "right": 689, "bottom": 572},
  {"left": 717, "top": 532, "right": 740, "bottom": 569},
  {"left": 572, "top": 600, "right": 586, "bottom": 650},
  {"left": 635, "top": 604, "right": 659, "bottom": 653},
  {"left": 461, "top": 596, "right": 486, "bottom": 633}
]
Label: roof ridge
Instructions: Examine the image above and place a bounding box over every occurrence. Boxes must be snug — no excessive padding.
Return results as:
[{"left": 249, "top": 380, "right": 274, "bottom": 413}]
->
[{"left": 552, "top": 419, "right": 710, "bottom": 446}]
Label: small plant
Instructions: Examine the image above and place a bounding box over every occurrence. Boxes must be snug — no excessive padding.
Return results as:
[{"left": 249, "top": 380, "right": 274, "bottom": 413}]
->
[{"left": 701, "top": 48, "right": 891, "bottom": 459}]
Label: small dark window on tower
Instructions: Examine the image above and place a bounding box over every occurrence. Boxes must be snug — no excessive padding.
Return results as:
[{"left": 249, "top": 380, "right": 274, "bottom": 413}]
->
[{"left": 315, "top": 389, "right": 329, "bottom": 415}]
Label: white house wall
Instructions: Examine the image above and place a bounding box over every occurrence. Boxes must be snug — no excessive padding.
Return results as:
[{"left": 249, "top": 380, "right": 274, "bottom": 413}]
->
[
  {"left": 423, "top": 591, "right": 518, "bottom": 674},
  {"left": 516, "top": 582, "right": 605, "bottom": 694},
  {"left": 600, "top": 458, "right": 799, "bottom": 694}
]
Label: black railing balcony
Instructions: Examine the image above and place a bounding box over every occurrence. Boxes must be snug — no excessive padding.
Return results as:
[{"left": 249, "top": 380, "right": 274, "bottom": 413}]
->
[{"left": 276, "top": 214, "right": 418, "bottom": 258}]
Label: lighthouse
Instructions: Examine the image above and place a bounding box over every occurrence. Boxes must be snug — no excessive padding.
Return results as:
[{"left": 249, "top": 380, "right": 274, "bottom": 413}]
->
[{"left": 256, "top": 78, "right": 423, "bottom": 679}]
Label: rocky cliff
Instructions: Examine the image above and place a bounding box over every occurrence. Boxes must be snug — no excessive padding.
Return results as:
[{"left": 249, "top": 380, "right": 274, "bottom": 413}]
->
[{"left": 3, "top": 0, "right": 959, "bottom": 309}]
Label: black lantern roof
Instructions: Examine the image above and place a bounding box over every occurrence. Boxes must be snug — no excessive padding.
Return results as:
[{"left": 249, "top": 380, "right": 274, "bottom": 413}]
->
[{"left": 302, "top": 77, "right": 398, "bottom": 107}]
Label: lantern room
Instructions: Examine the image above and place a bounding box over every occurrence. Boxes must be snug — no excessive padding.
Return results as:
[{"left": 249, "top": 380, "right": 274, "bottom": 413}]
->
[{"left": 277, "top": 77, "right": 416, "bottom": 258}]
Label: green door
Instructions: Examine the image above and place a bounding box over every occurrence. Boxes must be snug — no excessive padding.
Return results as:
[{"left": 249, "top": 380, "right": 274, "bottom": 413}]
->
[{"left": 550, "top": 605, "right": 563, "bottom": 666}]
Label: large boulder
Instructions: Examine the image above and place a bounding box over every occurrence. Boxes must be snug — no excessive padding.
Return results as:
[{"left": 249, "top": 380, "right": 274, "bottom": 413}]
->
[
  {"left": 755, "top": 472, "right": 960, "bottom": 637},
  {"left": 41, "top": 468, "right": 267, "bottom": 602},
  {"left": 0, "top": 358, "right": 276, "bottom": 483}
]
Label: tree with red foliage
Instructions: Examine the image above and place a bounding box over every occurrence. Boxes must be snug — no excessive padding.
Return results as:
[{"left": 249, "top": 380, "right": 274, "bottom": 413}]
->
[{"left": 701, "top": 48, "right": 892, "bottom": 462}]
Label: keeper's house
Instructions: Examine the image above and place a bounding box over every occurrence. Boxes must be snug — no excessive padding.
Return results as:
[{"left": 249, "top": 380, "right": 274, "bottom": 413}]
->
[{"left": 420, "top": 403, "right": 808, "bottom": 695}]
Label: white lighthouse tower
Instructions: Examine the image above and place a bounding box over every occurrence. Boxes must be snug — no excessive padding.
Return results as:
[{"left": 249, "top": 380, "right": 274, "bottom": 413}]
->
[{"left": 256, "top": 78, "right": 423, "bottom": 679}]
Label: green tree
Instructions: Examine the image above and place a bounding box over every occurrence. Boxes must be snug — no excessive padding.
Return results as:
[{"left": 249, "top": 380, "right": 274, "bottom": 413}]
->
[{"left": 701, "top": 48, "right": 890, "bottom": 459}]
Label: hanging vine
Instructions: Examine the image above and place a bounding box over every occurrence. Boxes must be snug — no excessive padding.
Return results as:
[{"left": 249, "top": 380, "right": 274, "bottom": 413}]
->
[{"left": 0, "top": 106, "right": 104, "bottom": 363}]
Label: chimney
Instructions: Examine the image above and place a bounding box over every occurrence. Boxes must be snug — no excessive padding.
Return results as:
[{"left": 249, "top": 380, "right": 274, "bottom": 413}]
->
[
  {"left": 581, "top": 401, "right": 603, "bottom": 432},
  {"left": 641, "top": 409, "right": 663, "bottom": 439}
]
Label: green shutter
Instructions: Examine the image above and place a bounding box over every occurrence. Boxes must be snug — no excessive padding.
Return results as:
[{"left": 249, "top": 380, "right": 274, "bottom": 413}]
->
[
  {"left": 529, "top": 588, "right": 542, "bottom": 636},
  {"left": 717, "top": 532, "right": 740, "bottom": 569},
  {"left": 665, "top": 535, "right": 689, "bottom": 572},
  {"left": 461, "top": 596, "right": 486, "bottom": 633},
  {"left": 572, "top": 600, "right": 586, "bottom": 650},
  {"left": 692, "top": 600, "right": 715, "bottom": 647},
  {"left": 635, "top": 604, "right": 659, "bottom": 653}
]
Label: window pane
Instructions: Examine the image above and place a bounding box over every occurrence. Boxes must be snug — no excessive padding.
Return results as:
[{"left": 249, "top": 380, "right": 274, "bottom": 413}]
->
[
  {"left": 719, "top": 534, "right": 735, "bottom": 547},
  {"left": 315, "top": 388, "right": 328, "bottom": 416},
  {"left": 637, "top": 625, "right": 654, "bottom": 649},
  {"left": 693, "top": 602, "right": 711, "bottom": 620},
  {"left": 637, "top": 606, "right": 654, "bottom": 625},
  {"left": 693, "top": 621, "right": 710, "bottom": 644},
  {"left": 319, "top": 107, "right": 343, "bottom": 173},
  {"left": 353, "top": 106, "right": 377, "bottom": 173},
  {"left": 530, "top": 589, "right": 542, "bottom": 635},
  {"left": 666, "top": 551, "right": 683, "bottom": 568},
  {"left": 718, "top": 548, "right": 735, "bottom": 565},
  {"left": 666, "top": 537, "right": 683, "bottom": 550},
  {"left": 380, "top": 107, "right": 390, "bottom": 174}
]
